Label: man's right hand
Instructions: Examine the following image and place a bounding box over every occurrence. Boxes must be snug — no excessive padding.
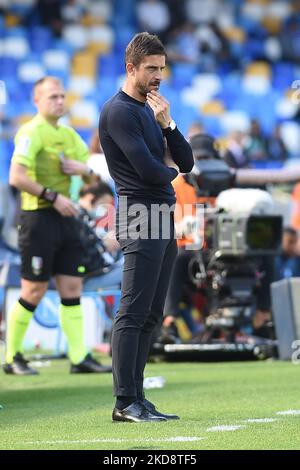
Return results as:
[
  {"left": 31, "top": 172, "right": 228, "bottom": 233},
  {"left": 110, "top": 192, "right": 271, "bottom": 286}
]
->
[{"left": 53, "top": 194, "right": 78, "bottom": 217}]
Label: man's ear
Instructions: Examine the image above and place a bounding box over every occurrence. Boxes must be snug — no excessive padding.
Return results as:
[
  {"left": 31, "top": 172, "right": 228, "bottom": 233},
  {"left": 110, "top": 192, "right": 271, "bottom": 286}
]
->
[{"left": 126, "top": 62, "right": 135, "bottom": 76}]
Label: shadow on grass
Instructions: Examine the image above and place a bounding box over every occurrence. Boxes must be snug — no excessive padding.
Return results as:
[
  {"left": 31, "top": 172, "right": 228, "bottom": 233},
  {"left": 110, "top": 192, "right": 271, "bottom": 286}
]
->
[{"left": 0, "top": 382, "right": 113, "bottom": 425}]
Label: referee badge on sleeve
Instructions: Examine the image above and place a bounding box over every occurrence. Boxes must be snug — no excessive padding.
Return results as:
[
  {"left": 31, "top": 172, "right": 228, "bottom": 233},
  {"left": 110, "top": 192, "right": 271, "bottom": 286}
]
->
[
  {"left": 31, "top": 256, "right": 43, "bottom": 276},
  {"left": 15, "top": 136, "right": 31, "bottom": 156}
]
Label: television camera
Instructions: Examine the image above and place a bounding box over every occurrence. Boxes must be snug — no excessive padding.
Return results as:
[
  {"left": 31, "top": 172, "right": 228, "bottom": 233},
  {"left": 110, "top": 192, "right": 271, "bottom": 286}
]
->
[
  {"left": 153, "top": 135, "right": 283, "bottom": 361},
  {"left": 186, "top": 157, "right": 282, "bottom": 345}
]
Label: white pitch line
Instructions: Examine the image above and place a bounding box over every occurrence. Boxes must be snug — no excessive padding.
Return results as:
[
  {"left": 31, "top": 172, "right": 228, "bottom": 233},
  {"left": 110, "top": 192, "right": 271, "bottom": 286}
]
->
[
  {"left": 24, "top": 436, "right": 205, "bottom": 445},
  {"left": 276, "top": 410, "right": 300, "bottom": 416},
  {"left": 245, "top": 418, "right": 277, "bottom": 423},
  {"left": 206, "top": 425, "right": 245, "bottom": 432}
]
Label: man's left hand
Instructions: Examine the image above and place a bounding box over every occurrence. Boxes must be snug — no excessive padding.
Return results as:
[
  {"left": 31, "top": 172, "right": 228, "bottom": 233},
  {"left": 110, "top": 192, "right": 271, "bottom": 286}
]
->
[{"left": 146, "top": 90, "right": 171, "bottom": 129}]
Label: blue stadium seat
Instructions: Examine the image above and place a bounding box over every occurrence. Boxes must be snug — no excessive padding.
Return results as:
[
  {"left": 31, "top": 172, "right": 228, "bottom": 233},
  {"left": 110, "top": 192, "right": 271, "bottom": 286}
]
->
[
  {"left": 238, "top": 17, "right": 267, "bottom": 37},
  {"left": 76, "top": 128, "right": 93, "bottom": 145},
  {"left": 4, "top": 26, "right": 28, "bottom": 38},
  {"left": 272, "top": 62, "right": 296, "bottom": 91},
  {"left": 112, "top": 0, "right": 137, "bottom": 27},
  {"left": 256, "top": 94, "right": 278, "bottom": 135},
  {"left": 98, "top": 51, "right": 125, "bottom": 77},
  {"left": 95, "top": 78, "right": 118, "bottom": 107},
  {"left": 52, "top": 38, "right": 75, "bottom": 55},
  {"left": 159, "top": 83, "right": 179, "bottom": 103},
  {"left": 5, "top": 79, "right": 27, "bottom": 102},
  {"left": 201, "top": 116, "right": 223, "bottom": 137},
  {"left": 3, "top": 101, "right": 21, "bottom": 119},
  {"left": 114, "top": 25, "right": 137, "bottom": 53},
  {"left": 98, "top": 54, "right": 116, "bottom": 76},
  {"left": 29, "top": 26, "right": 54, "bottom": 53},
  {"left": 243, "top": 38, "right": 267, "bottom": 61},
  {"left": 0, "top": 140, "right": 11, "bottom": 183},
  {"left": 171, "top": 63, "right": 198, "bottom": 89},
  {"left": 172, "top": 102, "right": 200, "bottom": 131},
  {"left": 0, "top": 57, "right": 19, "bottom": 77}
]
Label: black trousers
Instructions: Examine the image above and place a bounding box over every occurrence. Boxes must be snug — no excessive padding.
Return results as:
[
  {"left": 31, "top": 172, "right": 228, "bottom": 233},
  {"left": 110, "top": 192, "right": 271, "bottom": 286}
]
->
[{"left": 112, "top": 205, "right": 177, "bottom": 397}]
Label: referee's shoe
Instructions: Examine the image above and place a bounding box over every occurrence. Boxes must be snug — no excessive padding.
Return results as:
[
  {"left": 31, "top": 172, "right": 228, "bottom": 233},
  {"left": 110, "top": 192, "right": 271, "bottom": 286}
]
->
[
  {"left": 70, "top": 353, "right": 112, "bottom": 374},
  {"left": 3, "top": 352, "right": 39, "bottom": 376}
]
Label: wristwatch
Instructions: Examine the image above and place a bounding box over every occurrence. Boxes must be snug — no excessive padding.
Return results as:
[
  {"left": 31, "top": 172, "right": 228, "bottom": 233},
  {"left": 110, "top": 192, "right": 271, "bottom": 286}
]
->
[
  {"left": 163, "top": 119, "right": 177, "bottom": 135},
  {"left": 168, "top": 119, "right": 177, "bottom": 131},
  {"left": 39, "top": 187, "right": 58, "bottom": 203}
]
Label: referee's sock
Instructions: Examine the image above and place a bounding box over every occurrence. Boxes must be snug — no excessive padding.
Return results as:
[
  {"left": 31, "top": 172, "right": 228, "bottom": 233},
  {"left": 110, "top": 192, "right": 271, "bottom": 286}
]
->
[
  {"left": 59, "top": 298, "right": 87, "bottom": 365},
  {"left": 5, "top": 298, "right": 36, "bottom": 364}
]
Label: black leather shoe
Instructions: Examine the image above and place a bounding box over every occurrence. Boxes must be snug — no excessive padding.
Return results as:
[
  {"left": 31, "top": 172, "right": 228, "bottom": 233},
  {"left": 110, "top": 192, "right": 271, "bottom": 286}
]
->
[
  {"left": 141, "top": 398, "right": 180, "bottom": 420},
  {"left": 3, "top": 352, "right": 39, "bottom": 376},
  {"left": 70, "top": 353, "right": 112, "bottom": 373},
  {"left": 112, "top": 401, "right": 167, "bottom": 422}
]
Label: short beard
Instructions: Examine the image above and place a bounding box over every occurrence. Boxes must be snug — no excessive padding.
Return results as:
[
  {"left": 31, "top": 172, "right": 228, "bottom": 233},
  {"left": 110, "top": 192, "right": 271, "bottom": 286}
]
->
[{"left": 136, "top": 81, "right": 149, "bottom": 98}]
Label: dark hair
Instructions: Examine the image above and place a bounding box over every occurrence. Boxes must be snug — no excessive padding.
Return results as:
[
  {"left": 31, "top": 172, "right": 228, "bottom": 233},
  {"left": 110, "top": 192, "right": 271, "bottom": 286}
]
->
[
  {"left": 79, "top": 182, "right": 114, "bottom": 202},
  {"left": 283, "top": 227, "right": 298, "bottom": 237},
  {"left": 125, "top": 32, "right": 166, "bottom": 67}
]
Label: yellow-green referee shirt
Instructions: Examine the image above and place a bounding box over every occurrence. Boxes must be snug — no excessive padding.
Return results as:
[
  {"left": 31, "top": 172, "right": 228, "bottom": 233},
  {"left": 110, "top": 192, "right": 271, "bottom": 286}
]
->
[{"left": 11, "top": 114, "right": 89, "bottom": 210}]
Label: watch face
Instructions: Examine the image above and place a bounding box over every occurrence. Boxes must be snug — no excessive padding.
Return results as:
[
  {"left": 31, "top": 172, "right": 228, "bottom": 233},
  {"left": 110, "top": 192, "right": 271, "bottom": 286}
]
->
[
  {"left": 170, "top": 120, "right": 176, "bottom": 131},
  {"left": 45, "top": 190, "right": 56, "bottom": 203}
]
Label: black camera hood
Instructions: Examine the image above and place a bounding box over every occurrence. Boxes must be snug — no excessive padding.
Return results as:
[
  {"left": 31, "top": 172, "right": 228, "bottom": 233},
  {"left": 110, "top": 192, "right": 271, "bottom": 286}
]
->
[{"left": 193, "top": 159, "right": 235, "bottom": 197}]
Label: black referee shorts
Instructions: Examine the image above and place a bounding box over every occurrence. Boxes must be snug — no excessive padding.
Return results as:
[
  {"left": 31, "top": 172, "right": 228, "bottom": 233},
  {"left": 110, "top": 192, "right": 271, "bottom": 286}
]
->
[{"left": 18, "top": 209, "right": 84, "bottom": 282}]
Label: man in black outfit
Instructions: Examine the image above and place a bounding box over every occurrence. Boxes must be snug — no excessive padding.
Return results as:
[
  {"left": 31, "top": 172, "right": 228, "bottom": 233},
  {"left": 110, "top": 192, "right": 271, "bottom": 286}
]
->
[{"left": 99, "top": 32, "right": 193, "bottom": 422}]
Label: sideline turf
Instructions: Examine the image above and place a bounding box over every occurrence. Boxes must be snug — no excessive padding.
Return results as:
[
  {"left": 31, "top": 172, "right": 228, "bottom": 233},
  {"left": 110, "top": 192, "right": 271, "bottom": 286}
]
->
[{"left": 1, "top": 359, "right": 300, "bottom": 450}]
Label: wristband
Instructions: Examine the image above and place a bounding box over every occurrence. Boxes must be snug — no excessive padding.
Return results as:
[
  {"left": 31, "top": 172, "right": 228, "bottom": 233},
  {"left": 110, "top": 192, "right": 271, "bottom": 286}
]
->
[{"left": 39, "top": 187, "right": 58, "bottom": 203}]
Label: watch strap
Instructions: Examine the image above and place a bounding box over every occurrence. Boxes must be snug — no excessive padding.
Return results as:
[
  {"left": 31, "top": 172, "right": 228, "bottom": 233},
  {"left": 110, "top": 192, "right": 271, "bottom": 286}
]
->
[{"left": 39, "top": 187, "right": 58, "bottom": 203}]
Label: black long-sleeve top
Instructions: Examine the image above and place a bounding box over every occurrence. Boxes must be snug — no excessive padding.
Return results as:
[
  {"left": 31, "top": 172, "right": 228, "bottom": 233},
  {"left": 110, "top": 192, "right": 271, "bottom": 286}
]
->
[{"left": 99, "top": 90, "right": 193, "bottom": 205}]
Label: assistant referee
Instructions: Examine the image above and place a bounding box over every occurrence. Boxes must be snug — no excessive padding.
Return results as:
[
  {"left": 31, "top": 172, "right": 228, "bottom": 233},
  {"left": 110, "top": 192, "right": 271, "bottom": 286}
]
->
[{"left": 3, "top": 76, "right": 111, "bottom": 375}]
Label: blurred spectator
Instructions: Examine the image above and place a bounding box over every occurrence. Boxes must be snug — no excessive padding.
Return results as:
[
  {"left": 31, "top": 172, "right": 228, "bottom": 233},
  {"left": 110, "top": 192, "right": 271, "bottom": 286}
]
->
[
  {"left": 165, "top": 0, "right": 187, "bottom": 31},
  {"left": 136, "top": 0, "right": 171, "bottom": 39},
  {"left": 167, "top": 22, "right": 200, "bottom": 65},
  {"left": 244, "top": 119, "right": 269, "bottom": 162},
  {"left": 36, "top": 0, "right": 63, "bottom": 37},
  {"left": 187, "top": 121, "right": 204, "bottom": 139},
  {"left": 185, "top": 0, "right": 222, "bottom": 25},
  {"left": 195, "top": 21, "right": 231, "bottom": 71},
  {"left": 0, "top": 0, "right": 10, "bottom": 14},
  {"left": 223, "top": 130, "right": 249, "bottom": 169},
  {"left": 61, "top": 0, "right": 85, "bottom": 24},
  {"left": 267, "top": 124, "right": 288, "bottom": 162},
  {"left": 274, "top": 227, "right": 300, "bottom": 280},
  {"left": 281, "top": 0, "right": 300, "bottom": 63}
]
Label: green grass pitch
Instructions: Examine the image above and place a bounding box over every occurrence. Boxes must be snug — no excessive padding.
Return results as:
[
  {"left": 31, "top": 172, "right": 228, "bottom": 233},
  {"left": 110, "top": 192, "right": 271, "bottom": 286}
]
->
[{"left": 1, "top": 357, "right": 300, "bottom": 450}]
